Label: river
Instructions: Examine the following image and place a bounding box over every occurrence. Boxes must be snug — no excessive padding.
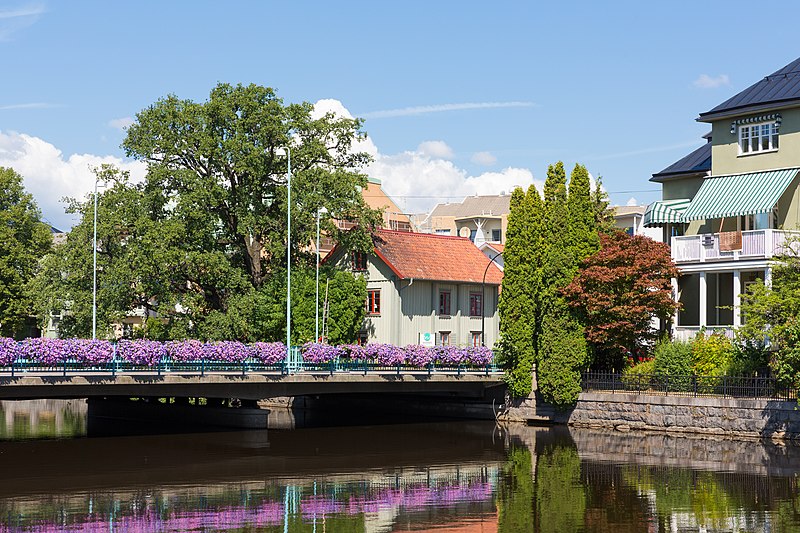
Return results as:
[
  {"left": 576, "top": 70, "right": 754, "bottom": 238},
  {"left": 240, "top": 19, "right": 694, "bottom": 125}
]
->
[{"left": 0, "top": 399, "right": 799, "bottom": 532}]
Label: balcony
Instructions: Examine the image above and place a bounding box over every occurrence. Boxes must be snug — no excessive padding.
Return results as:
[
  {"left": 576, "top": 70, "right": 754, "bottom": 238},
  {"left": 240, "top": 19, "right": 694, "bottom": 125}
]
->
[{"left": 671, "top": 230, "right": 800, "bottom": 263}]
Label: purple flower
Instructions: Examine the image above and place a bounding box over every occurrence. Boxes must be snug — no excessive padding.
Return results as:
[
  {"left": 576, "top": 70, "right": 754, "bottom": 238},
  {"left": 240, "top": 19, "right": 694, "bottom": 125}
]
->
[
  {"left": 301, "top": 342, "right": 344, "bottom": 363},
  {"left": 403, "top": 345, "right": 433, "bottom": 366},
  {"left": 206, "top": 341, "right": 253, "bottom": 363},
  {"left": 434, "top": 345, "right": 468, "bottom": 366},
  {"left": 364, "top": 343, "right": 406, "bottom": 366},
  {"left": 117, "top": 339, "right": 167, "bottom": 366},
  {"left": 0, "top": 337, "right": 19, "bottom": 366},
  {"left": 465, "top": 346, "right": 493, "bottom": 366},
  {"left": 165, "top": 339, "right": 206, "bottom": 362},
  {"left": 251, "top": 342, "right": 287, "bottom": 364}
]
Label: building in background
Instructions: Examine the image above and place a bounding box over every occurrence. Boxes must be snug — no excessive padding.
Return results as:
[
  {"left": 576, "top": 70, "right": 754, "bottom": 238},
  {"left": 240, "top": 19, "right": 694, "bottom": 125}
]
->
[
  {"left": 417, "top": 194, "right": 511, "bottom": 246},
  {"left": 644, "top": 57, "right": 800, "bottom": 340},
  {"left": 612, "top": 206, "right": 662, "bottom": 241},
  {"left": 328, "top": 230, "right": 504, "bottom": 347}
]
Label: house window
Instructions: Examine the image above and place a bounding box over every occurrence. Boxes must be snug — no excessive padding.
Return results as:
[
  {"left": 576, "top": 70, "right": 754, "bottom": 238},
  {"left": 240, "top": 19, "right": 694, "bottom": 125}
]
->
[
  {"left": 469, "top": 229, "right": 477, "bottom": 242},
  {"left": 439, "top": 331, "right": 451, "bottom": 346},
  {"left": 357, "top": 332, "right": 369, "bottom": 345},
  {"left": 435, "top": 229, "right": 451, "bottom": 235},
  {"left": 469, "top": 292, "right": 483, "bottom": 317},
  {"left": 471, "top": 332, "right": 482, "bottom": 347},
  {"left": 739, "top": 122, "right": 779, "bottom": 154},
  {"left": 366, "top": 289, "right": 381, "bottom": 315},
  {"left": 624, "top": 226, "right": 635, "bottom": 236},
  {"left": 491, "top": 229, "right": 501, "bottom": 242},
  {"left": 352, "top": 251, "right": 368, "bottom": 271},
  {"left": 439, "top": 290, "right": 451, "bottom": 315}
]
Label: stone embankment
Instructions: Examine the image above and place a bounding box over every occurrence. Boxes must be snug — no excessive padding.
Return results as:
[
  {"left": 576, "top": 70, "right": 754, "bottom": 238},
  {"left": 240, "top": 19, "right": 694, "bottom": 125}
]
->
[{"left": 499, "top": 391, "right": 800, "bottom": 440}]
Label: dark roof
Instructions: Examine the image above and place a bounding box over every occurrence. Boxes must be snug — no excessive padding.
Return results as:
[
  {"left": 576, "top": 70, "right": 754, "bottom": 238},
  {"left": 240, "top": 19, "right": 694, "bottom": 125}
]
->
[
  {"left": 372, "top": 230, "right": 503, "bottom": 285},
  {"left": 699, "top": 57, "right": 800, "bottom": 121},
  {"left": 651, "top": 142, "right": 711, "bottom": 181}
]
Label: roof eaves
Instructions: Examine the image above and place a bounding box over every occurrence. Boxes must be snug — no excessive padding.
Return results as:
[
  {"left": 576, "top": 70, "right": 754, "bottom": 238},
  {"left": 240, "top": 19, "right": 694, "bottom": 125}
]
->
[{"left": 697, "top": 98, "right": 800, "bottom": 122}]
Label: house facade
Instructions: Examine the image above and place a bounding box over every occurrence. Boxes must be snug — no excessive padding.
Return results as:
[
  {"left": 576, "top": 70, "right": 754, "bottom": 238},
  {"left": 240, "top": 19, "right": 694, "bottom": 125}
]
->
[
  {"left": 645, "top": 57, "right": 800, "bottom": 340},
  {"left": 329, "top": 230, "right": 504, "bottom": 347},
  {"left": 417, "top": 194, "right": 511, "bottom": 246}
]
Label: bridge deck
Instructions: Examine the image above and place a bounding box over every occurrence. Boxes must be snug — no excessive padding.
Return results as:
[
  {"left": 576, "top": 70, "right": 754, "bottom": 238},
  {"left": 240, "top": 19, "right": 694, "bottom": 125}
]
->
[{"left": 0, "top": 369, "right": 505, "bottom": 400}]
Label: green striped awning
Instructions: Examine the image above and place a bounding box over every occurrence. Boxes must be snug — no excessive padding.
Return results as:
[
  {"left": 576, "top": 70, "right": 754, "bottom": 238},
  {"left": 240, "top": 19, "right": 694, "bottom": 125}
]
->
[
  {"left": 643, "top": 199, "right": 691, "bottom": 226},
  {"left": 682, "top": 168, "right": 800, "bottom": 221}
]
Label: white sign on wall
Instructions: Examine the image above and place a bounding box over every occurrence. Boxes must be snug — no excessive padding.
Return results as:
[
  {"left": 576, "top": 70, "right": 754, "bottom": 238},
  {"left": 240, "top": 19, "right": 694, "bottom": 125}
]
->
[{"left": 420, "top": 332, "right": 435, "bottom": 347}]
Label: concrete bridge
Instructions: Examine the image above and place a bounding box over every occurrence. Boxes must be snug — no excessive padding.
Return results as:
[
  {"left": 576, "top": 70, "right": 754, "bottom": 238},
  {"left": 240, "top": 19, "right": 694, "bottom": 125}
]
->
[{"left": 0, "top": 368, "right": 504, "bottom": 401}]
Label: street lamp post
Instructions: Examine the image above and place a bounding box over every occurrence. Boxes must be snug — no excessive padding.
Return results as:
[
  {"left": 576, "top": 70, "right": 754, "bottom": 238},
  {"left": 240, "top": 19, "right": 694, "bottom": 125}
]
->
[
  {"left": 315, "top": 206, "right": 328, "bottom": 343},
  {"left": 285, "top": 147, "right": 292, "bottom": 361},
  {"left": 481, "top": 250, "right": 503, "bottom": 347},
  {"left": 92, "top": 179, "right": 106, "bottom": 340}
]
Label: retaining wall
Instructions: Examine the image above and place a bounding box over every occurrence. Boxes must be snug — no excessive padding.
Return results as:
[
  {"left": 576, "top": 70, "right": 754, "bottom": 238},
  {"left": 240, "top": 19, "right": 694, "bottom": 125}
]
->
[{"left": 560, "top": 392, "right": 800, "bottom": 440}]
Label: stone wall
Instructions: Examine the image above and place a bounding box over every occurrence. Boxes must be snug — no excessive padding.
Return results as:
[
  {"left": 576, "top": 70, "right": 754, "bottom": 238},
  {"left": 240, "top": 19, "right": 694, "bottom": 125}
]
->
[{"left": 562, "top": 392, "right": 800, "bottom": 440}]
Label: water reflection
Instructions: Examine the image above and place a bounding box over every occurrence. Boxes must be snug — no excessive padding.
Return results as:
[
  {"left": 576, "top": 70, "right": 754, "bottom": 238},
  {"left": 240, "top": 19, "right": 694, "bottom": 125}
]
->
[
  {"left": 0, "top": 399, "right": 86, "bottom": 440},
  {"left": 1, "top": 401, "right": 800, "bottom": 532}
]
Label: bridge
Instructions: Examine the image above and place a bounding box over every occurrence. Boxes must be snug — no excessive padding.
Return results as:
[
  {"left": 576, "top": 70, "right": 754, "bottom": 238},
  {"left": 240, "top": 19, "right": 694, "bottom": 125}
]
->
[{"left": 0, "top": 364, "right": 504, "bottom": 401}]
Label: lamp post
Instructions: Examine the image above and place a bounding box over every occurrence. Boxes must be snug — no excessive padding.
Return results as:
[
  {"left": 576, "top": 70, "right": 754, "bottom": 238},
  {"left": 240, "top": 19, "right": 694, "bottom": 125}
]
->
[
  {"left": 481, "top": 250, "right": 503, "bottom": 347},
  {"left": 315, "top": 206, "right": 328, "bottom": 342},
  {"left": 92, "top": 179, "right": 107, "bottom": 340},
  {"left": 285, "top": 147, "right": 292, "bottom": 361}
]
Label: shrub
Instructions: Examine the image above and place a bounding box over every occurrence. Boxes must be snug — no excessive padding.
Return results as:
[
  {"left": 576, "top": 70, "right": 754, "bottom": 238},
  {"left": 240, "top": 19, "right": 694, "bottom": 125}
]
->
[
  {"left": 653, "top": 339, "right": 692, "bottom": 377},
  {"left": 621, "top": 360, "right": 655, "bottom": 389},
  {"left": 691, "top": 332, "right": 733, "bottom": 377}
]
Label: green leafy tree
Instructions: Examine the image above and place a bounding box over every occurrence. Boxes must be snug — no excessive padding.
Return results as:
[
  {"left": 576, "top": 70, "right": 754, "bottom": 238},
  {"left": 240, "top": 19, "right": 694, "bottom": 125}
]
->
[
  {"left": 32, "top": 83, "right": 378, "bottom": 342},
  {"left": 0, "top": 167, "right": 52, "bottom": 338},
  {"left": 123, "top": 82, "right": 382, "bottom": 288},
  {"left": 498, "top": 187, "right": 537, "bottom": 397},
  {"left": 497, "top": 446, "right": 534, "bottom": 532}
]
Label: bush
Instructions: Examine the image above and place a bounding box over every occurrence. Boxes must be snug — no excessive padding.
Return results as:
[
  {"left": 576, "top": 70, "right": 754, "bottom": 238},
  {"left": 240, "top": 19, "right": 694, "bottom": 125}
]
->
[
  {"left": 621, "top": 360, "right": 655, "bottom": 389},
  {"left": 691, "top": 332, "right": 733, "bottom": 377},
  {"left": 653, "top": 339, "right": 692, "bottom": 377}
]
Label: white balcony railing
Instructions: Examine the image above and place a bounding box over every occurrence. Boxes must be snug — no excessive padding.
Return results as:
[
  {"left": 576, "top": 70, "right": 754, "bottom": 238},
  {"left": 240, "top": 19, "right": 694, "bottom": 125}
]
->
[{"left": 671, "top": 230, "right": 800, "bottom": 263}]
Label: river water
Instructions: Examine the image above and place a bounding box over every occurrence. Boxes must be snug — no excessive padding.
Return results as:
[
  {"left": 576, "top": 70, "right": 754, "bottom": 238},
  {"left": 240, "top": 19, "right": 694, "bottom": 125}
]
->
[{"left": 1, "top": 400, "right": 799, "bottom": 532}]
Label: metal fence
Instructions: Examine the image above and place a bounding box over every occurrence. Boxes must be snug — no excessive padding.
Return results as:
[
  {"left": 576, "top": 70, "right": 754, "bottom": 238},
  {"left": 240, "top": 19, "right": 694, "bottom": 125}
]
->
[
  {"left": 582, "top": 371, "right": 796, "bottom": 401},
  {"left": 0, "top": 358, "right": 499, "bottom": 378}
]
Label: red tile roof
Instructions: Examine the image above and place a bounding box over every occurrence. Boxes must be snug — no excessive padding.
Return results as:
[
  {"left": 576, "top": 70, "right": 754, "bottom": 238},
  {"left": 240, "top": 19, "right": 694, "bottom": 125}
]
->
[{"left": 373, "top": 230, "right": 503, "bottom": 285}]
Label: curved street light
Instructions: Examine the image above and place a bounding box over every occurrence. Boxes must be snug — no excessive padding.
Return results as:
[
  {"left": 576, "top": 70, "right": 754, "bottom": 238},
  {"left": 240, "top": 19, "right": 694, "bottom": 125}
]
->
[{"left": 480, "top": 249, "right": 503, "bottom": 347}]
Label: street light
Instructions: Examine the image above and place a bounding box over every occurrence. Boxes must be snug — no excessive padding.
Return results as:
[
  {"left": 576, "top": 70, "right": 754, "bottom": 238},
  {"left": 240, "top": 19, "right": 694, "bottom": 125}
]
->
[
  {"left": 92, "top": 178, "right": 107, "bottom": 340},
  {"left": 284, "top": 146, "right": 292, "bottom": 361},
  {"left": 315, "top": 206, "right": 328, "bottom": 342},
  {"left": 481, "top": 250, "right": 503, "bottom": 347}
]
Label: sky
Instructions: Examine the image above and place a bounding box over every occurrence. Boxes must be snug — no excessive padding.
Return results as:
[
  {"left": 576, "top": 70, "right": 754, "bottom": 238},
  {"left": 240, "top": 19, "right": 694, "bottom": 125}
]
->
[{"left": 2, "top": 1, "right": 800, "bottom": 229}]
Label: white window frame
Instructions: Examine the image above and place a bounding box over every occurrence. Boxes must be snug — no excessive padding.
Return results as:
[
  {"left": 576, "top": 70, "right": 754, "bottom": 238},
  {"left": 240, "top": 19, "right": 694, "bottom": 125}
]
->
[{"left": 738, "top": 121, "right": 779, "bottom": 155}]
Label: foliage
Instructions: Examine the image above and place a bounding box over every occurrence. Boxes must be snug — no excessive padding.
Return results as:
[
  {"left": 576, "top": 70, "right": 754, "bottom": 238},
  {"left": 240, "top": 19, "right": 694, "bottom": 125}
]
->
[
  {"left": 652, "top": 338, "right": 693, "bottom": 377},
  {"left": 535, "top": 442, "right": 587, "bottom": 533},
  {"left": 498, "top": 187, "right": 536, "bottom": 396},
  {"left": 564, "top": 230, "right": 679, "bottom": 370},
  {"left": 0, "top": 337, "right": 494, "bottom": 369},
  {"left": 498, "top": 162, "right": 600, "bottom": 403},
  {"left": 537, "top": 304, "right": 588, "bottom": 408},
  {"left": 0, "top": 167, "right": 52, "bottom": 338},
  {"left": 691, "top": 332, "right": 734, "bottom": 377},
  {"left": 31, "top": 83, "right": 381, "bottom": 342},
  {"left": 621, "top": 359, "right": 655, "bottom": 388}
]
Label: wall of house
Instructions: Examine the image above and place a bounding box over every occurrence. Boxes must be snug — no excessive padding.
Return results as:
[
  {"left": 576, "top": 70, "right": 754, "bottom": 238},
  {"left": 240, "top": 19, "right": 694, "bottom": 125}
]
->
[
  {"left": 709, "top": 107, "right": 800, "bottom": 176},
  {"left": 661, "top": 175, "right": 704, "bottom": 201},
  {"left": 778, "top": 172, "right": 800, "bottom": 229}
]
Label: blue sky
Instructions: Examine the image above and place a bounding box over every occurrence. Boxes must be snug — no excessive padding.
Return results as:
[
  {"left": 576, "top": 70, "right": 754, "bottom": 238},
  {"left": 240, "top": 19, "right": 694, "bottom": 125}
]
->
[{"left": 2, "top": 1, "right": 800, "bottom": 228}]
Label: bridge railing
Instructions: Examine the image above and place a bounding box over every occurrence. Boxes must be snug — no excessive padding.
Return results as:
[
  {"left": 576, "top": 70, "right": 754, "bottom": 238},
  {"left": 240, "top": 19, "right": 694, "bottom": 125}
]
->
[{"left": 0, "top": 356, "right": 501, "bottom": 377}]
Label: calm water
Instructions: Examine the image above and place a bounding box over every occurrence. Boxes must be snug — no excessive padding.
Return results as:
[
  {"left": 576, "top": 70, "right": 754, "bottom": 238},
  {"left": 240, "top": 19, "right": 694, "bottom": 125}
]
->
[{"left": 1, "top": 400, "right": 800, "bottom": 532}]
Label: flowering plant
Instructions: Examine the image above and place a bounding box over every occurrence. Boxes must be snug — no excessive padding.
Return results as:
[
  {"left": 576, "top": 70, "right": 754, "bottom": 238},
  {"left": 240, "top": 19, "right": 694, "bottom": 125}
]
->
[
  {"left": 165, "top": 339, "right": 206, "bottom": 362},
  {"left": 117, "top": 339, "right": 167, "bottom": 367},
  {"left": 403, "top": 345, "right": 434, "bottom": 367},
  {"left": 0, "top": 337, "right": 19, "bottom": 366},
  {"left": 302, "top": 342, "right": 344, "bottom": 363},
  {"left": 252, "top": 342, "right": 287, "bottom": 365},
  {"left": 205, "top": 341, "right": 254, "bottom": 363}
]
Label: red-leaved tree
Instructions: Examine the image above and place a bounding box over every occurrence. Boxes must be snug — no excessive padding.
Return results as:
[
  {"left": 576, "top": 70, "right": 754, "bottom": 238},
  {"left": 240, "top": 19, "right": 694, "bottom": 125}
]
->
[{"left": 564, "top": 230, "right": 679, "bottom": 369}]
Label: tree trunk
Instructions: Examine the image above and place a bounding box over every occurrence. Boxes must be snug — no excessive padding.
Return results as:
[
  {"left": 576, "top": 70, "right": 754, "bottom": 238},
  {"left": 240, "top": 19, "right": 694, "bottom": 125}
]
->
[{"left": 243, "top": 237, "right": 263, "bottom": 287}]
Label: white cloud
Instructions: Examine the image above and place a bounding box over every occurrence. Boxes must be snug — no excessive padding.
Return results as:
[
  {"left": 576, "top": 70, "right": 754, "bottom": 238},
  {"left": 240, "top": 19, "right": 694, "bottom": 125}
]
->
[
  {"left": 693, "top": 74, "right": 730, "bottom": 89},
  {"left": 311, "top": 98, "right": 378, "bottom": 157},
  {"left": 0, "top": 2, "right": 45, "bottom": 41},
  {"left": 108, "top": 116, "right": 134, "bottom": 131},
  {"left": 417, "top": 140, "right": 453, "bottom": 159},
  {"left": 0, "top": 102, "right": 55, "bottom": 110},
  {"left": 361, "top": 101, "right": 535, "bottom": 119},
  {"left": 471, "top": 151, "right": 497, "bottom": 166},
  {"left": 0, "top": 131, "right": 146, "bottom": 229},
  {"left": 626, "top": 197, "right": 638, "bottom": 206}
]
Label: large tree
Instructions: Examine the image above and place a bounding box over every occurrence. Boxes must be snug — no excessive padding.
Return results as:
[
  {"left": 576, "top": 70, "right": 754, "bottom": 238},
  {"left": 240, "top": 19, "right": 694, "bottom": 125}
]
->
[
  {"left": 0, "top": 167, "right": 52, "bottom": 338},
  {"left": 32, "top": 84, "right": 379, "bottom": 342},
  {"left": 123, "top": 82, "right": 382, "bottom": 288},
  {"left": 564, "top": 230, "right": 679, "bottom": 370}
]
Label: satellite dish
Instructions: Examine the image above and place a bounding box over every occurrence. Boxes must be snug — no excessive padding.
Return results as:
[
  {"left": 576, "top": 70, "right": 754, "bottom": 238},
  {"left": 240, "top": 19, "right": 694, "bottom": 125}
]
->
[{"left": 459, "top": 227, "right": 470, "bottom": 238}]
